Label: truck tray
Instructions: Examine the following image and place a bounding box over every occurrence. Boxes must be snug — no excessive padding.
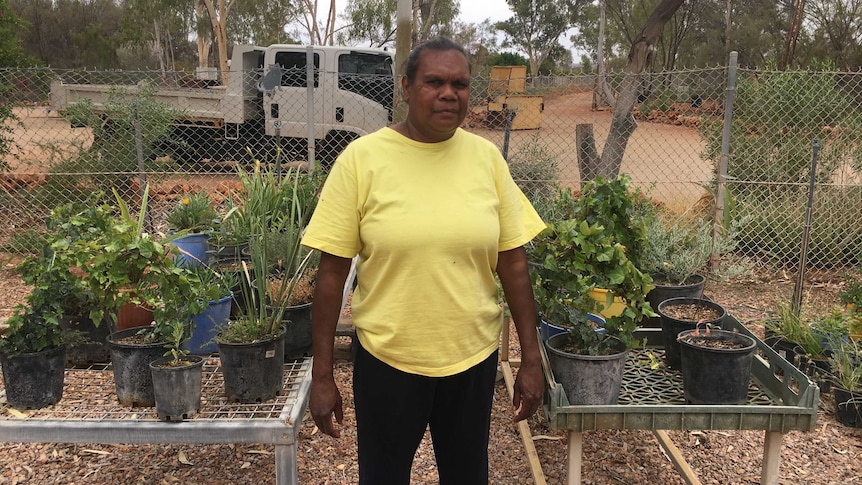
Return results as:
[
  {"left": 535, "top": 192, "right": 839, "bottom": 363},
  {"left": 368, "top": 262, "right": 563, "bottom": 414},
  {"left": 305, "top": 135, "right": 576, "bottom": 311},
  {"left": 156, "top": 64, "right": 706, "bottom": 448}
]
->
[{"left": 542, "top": 315, "right": 819, "bottom": 432}]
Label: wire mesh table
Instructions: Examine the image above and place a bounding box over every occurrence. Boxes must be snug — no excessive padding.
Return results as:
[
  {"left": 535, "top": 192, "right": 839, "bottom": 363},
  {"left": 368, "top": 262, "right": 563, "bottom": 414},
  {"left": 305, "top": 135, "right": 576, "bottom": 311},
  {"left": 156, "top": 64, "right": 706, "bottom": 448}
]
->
[{"left": 0, "top": 356, "right": 312, "bottom": 485}]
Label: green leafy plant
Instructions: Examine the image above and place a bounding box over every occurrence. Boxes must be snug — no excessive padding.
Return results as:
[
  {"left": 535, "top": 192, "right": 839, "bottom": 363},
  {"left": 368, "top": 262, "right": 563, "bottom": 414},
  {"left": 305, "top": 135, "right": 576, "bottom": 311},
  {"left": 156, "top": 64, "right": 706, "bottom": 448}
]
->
[
  {"left": 165, "top": 191, "right": 219, "bottom": 234},
  {"left": 531, "top": 180, "right": 656, "bottom": 355},
  {"left": 162, "top": 319, "right": 191, "bottom": 366},
  {"left": 641, "top": 214, "right": 712, "bottom": 285},
  {"left": 0, "top": 302, "right": 63, "bottom": 357}
]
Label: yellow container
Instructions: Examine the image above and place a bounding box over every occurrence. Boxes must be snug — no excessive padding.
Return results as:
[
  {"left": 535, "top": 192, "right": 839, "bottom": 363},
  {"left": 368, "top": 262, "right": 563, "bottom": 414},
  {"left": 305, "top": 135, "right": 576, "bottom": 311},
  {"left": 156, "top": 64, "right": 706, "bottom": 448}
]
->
[{"left": 588, "top": 288, "right": 626, "bottom": 318}]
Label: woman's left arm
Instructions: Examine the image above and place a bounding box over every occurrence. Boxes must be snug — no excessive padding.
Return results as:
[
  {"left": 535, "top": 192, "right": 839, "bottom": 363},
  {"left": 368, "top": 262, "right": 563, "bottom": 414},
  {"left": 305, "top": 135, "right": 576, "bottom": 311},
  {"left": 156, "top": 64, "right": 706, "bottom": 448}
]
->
[{"left": 496, "top": 246, "right": 544, "bottom": 422}]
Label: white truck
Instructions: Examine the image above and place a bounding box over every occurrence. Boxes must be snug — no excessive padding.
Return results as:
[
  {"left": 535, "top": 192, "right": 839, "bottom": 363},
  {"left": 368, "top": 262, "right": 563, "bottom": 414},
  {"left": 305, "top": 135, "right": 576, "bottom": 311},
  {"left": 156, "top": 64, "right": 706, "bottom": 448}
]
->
[{"left": 50, "top": 44, "right": 395, "bottom": 167}]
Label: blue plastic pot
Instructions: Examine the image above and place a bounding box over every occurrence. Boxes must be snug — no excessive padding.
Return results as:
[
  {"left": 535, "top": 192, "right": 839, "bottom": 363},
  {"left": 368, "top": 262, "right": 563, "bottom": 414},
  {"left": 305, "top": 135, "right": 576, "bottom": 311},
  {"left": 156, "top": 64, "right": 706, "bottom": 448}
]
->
[
  {"left": 185, "top": 294, "right": 232, "bottom": 354},
  {"left": 173, "top": 233, "right": 210, "bottom": 267}
]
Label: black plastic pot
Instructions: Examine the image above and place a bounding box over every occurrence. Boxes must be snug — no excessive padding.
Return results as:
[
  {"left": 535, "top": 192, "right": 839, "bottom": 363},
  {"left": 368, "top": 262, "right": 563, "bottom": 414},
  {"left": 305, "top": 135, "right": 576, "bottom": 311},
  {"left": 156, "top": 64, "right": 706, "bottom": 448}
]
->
[
  {"left": 678, "top": 328, "right": 756, "bottom": 405},
  {"left": 0, "top": 345, "right": 66, "bottom": 409},
  {"left": 644, "top": 274, "right": 706, "bottom": 328},
  {"left": 269, "top": 302, "right": 313, "bottom": 361},
  {"left": 658, "top": 297, "right": 727, "bottom": 369},
  {"left": 833, "top": 387, "right": 862, "bottom": 428},
  {"left": 60, "top": 315, "right": 112, "bottom": 365},
  {"left": 150, "top": 355, "right": 205, "bottom": 421},
  {"left": 217, "top": 327, "right": 285, "bottom": 403},
  {"left": 544, "top": 333, "right": 629, "bottom": 405},
  {"left": 106, "top": 326, "right": 168, "bottom": 407}
]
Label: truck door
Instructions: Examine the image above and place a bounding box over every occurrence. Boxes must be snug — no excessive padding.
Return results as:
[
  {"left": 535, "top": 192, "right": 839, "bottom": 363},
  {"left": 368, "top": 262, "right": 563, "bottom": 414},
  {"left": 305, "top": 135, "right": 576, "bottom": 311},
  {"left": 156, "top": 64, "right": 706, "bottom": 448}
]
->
[{"left": 263, "top": 49, "right": 323, "bottom": 140}]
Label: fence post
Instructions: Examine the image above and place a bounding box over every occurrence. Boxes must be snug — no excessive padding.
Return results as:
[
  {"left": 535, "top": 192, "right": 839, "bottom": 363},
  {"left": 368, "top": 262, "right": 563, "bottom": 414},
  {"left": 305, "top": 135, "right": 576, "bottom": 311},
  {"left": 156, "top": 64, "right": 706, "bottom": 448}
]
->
[
  {"left": 711, "top": 51, "right": 738, "bottom": 271},
  {"left": 306, "top": 45, "right": 316, "bottom": 172}
]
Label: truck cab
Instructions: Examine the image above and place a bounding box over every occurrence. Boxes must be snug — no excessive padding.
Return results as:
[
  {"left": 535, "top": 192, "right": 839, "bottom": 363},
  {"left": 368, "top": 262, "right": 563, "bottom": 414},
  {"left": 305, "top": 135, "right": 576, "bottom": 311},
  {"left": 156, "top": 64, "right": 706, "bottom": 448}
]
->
[{"left": 227, "top": 44, "right": 394, "bottom": 164}]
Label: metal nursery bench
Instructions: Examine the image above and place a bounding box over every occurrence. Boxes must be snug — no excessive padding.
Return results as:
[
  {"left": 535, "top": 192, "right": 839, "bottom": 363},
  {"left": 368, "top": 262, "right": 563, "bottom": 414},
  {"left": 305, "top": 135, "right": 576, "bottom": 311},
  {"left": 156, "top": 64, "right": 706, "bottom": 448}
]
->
[{"left": 0, "top": 357, "right": 312, "bottom": 485}]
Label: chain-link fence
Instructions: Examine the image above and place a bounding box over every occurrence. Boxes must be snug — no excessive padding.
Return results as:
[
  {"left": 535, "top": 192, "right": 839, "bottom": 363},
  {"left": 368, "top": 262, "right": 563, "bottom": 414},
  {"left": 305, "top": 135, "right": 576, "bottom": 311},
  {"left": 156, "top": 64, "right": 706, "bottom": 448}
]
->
[{"left": 1, "top": 54, "right": 860, "bottom": 272}]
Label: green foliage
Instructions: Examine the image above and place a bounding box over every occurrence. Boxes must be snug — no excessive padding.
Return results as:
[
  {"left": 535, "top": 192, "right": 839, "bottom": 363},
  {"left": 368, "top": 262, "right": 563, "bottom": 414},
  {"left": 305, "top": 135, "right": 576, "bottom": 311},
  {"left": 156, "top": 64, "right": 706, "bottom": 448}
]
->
[
  {"left": 640, "top": 214, "right": 712, "bottom": 285},
  {"left": 732, "top": 186, "right": 862, "bottom": 267},
  {"left": 488, "top": 51, "right": 529, "bottom": 68},
  {"left": 161, "top": 318, "right": 190, "bottom": 365},
  {"left": 530, "top": 178, "right": 655, "bottom": 354},
  {"left": 766, "top": 302, "right": 849, "bottom": 358},
  {"left": 839, "top": 267, "right": 862, "bottom": 309},
  {"left": 701, "top": 69, "right": 862, "bottom": 200},
  {"left": 217, "top": 161, "right": 320, "bottom": 343},
  {"left": 637, "top": 87, "right": 679, "bottom": 115},
  {"left": 828, "top": 337, "right": 862, "bottom": 392},
  {"left": 165, "top": 191, "right": 219, "bottom": 234},
  {"left": 0, "top": 302, "right": 62, "bottom": 357},
  {"left": 569, "top": 175, "right": 649, "bottom": 269},
  {"left": 507, "top": 133, "right": 559, "bottom": 206},
  {"left": 50, "top": 84, "right": 180, "bottom": 194}
]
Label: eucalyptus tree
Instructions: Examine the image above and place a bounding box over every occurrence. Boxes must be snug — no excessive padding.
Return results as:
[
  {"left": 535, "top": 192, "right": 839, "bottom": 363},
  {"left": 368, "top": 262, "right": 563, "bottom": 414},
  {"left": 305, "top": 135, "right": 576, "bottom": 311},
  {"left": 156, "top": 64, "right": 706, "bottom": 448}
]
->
[
  {"left": 230, "top": 0, "right": 299, "bottom": 46},
  {"left": 343, "top": 0, "right": 460, "bottom": 48},
  {"left": 804, "top": 0, "right": 862, "bottom": 69},
  {"left": 495, "top": 0, "right": 587, "bottom": 76}
]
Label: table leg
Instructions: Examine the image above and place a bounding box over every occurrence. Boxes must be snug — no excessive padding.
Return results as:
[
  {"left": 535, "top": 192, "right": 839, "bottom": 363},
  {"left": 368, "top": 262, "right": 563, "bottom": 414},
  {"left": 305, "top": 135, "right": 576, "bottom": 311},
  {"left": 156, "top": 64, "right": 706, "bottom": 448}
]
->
[
  {"left": 760, "top": 431, "right": 783, "bottom": 485},
  {"left": 275, "top": 443, "right": 298, "bottom": 485},
  {"left": 568, "top": 430, "right": 582, "bottom": 485}
]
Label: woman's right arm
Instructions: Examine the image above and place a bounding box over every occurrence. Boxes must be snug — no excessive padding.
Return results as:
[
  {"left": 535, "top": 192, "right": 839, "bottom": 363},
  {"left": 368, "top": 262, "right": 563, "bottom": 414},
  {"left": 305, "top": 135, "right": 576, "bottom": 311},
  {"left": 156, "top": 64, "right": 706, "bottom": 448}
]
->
[{"left": 309, "top": 251, "right": 354, "bottom": 438}]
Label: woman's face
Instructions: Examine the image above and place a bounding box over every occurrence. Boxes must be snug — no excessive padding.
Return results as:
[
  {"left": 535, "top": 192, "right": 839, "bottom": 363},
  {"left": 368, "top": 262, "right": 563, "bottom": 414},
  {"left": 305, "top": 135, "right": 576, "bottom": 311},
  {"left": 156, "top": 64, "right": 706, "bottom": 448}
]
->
[{"left": 401, "top": 48, "right": 471, "bottom": 143}]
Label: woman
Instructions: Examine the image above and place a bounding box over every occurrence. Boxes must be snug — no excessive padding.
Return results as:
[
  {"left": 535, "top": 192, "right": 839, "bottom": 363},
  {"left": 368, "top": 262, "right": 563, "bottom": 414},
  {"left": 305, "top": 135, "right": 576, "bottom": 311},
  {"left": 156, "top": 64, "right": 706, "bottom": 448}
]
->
[{"left": 301, "top": 37, "right": 545, "bottom": 484}]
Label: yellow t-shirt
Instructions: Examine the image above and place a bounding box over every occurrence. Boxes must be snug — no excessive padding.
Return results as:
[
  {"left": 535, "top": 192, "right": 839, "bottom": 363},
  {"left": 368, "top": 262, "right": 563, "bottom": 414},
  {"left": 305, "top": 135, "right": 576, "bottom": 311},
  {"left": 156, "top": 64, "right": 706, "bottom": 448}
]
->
[{"left": 301, "top": 127, "right": 546, "bottom": 376}]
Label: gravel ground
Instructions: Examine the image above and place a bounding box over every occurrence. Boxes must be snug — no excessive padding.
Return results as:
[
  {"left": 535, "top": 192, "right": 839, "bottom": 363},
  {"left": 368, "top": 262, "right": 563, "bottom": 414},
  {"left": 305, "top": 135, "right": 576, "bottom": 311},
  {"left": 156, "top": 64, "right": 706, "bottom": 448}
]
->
[{"left": 1, "top": 259, "right": 861, "bottom": 484}]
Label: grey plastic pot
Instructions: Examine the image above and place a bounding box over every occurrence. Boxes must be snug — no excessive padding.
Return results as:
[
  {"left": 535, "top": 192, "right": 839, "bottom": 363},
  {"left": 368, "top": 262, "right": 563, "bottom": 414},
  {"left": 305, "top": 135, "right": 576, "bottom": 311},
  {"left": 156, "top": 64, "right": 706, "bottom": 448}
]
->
[
  {"left": 150, "top": 355, "right": 205, "bottom": 422},
  {"left": 545, "top": 333, "right": 629, "bottom": 406},
  {"left": 106, "top": 326, "right": 168, "bottom": 407}
]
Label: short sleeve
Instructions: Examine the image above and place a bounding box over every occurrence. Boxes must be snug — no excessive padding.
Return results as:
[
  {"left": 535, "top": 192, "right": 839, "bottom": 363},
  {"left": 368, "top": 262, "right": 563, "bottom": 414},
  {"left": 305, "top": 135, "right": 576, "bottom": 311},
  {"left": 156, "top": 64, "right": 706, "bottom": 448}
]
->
[{"left": 301, "top": 155, "right": 361, "bottom": 258}]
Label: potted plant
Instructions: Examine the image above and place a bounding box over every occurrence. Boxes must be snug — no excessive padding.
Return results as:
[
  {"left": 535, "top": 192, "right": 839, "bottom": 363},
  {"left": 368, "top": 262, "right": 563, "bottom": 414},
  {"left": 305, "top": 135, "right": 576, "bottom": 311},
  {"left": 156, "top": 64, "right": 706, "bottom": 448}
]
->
[
  {"left": 0, "top": 299, "right": 66, "bottom": 410},
  {"left": 105, "top": 258, "right": 208, "bottom": 408},
  {"left": 16, "top": 235, "right": 105, "bottom": 366},
  {"left": 165, "top": 191, "right": 219, "bottom": 267},
  {"left": 53, "top": 186, "right": 165, "bottom": 331},
  {"left": 640, "top": 213, "right": 710, "bottom": 327},
  {"left": 215, "top": 161, "right": 319, "bottom": 402},
  {"left": 765, "top": 303, "right": 849, "bottom": 390},
  {"left": 531, "top": 184, "right": 655, "bottom": 405},
  {"left": 657, "top": 296, "right": 727, "bottom": 369},
  {"left": 677, "top": 322, "right": 757, "bottom": 404},
  {"left": 827, "top": 336, "right": 862, "bottom": 427},
  {"left": 149, "top": 320, "right": 206, "bottom": 421}
]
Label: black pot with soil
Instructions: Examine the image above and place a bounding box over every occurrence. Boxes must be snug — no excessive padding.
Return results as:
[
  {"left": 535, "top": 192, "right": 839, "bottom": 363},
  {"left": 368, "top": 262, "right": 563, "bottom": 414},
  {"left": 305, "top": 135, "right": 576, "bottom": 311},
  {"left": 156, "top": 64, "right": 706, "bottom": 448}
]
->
[
  {"left": 106, "top": 326, "right": 168, "bottom": 407},
  {"left": 644, "top": 273, "right": 706, "bottom": 328},
  {"left": 658, "top": 297, "right": 727, "bottom": 369},
  {"left": 678, "top": 328, "right": 756, "bottom": 404}
]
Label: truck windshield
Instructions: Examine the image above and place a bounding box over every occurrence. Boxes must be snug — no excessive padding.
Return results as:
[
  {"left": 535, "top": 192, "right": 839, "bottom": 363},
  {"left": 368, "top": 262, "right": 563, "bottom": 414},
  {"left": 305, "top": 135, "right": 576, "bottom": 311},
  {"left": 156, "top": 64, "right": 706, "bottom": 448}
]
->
[{"left": 338, "top": 52, "right": 394, "bottom": 118}]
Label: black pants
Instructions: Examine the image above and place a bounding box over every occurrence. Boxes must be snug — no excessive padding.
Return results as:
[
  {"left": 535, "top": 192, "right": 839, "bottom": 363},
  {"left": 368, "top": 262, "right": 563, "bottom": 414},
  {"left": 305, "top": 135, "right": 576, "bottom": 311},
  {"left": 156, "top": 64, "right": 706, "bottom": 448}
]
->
[{"left": 353, "top": 340, "right": 499, "bottom": 485}]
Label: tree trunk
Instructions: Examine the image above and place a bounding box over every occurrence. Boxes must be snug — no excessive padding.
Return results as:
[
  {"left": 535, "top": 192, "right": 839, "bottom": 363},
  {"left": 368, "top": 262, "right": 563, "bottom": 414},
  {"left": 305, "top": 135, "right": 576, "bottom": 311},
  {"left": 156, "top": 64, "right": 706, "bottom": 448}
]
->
[
  {"left": 576, "top": 124, "right": 599, "bottom": 189},
  {"left": 577, "top": 0, "right": 685, "bottom": 182}
]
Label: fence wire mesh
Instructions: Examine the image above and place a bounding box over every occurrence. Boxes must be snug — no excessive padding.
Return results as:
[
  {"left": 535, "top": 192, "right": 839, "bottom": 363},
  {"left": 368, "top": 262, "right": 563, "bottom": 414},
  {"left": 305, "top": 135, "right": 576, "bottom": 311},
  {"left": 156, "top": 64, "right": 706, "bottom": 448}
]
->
[{"left": 1, "top": 60, "right": 860, "bottom": 273}]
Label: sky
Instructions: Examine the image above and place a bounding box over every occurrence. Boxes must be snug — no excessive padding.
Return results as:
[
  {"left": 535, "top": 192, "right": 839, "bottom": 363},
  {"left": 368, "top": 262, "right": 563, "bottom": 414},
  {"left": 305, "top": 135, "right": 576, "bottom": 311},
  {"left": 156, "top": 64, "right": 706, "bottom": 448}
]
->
[{"left": 457, "top": 0, "right": 513, "bottom": 24}]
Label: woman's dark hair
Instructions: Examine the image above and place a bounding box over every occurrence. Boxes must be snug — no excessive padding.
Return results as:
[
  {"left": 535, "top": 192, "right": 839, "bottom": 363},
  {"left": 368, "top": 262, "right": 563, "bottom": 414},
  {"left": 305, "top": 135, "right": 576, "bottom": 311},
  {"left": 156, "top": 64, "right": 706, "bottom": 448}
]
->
[{"left": 404, "top": 37, "right": 470, "bottom": 82}]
